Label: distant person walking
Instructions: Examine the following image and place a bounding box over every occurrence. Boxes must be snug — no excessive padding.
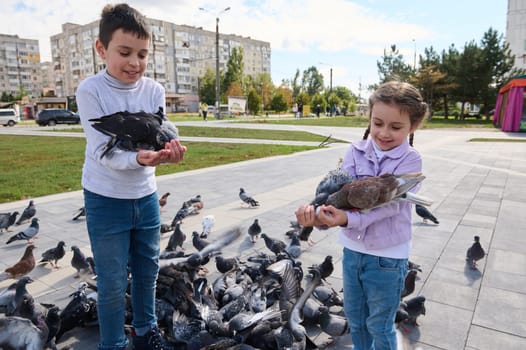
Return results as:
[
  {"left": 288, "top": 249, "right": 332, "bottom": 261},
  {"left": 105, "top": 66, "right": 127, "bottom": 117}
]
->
[{"left": 201, "top": 102, "right": 208, "bottom": 121}]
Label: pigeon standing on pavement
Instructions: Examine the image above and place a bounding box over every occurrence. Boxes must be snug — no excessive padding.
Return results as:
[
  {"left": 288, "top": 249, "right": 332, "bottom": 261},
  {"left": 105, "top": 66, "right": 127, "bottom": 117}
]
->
[
  {"left": 466, "top": 235, "right": 485, "bottom": 270},
  {"left": 72, "top": 207, "right": 85, "bottom": 221},
  {"left": 0, "top": 316, "right": 46, "bottom": 350},
  {"left": 0, "top": 211, "right": 19, "bottom": 232},
  {"left": 402, "top": 295, "right": 426, "bottom": 327},
  {"left": 247, "top": 219, "right": 262, "bottom": 243},
  {"left": 325, "top": 172, "right": 432, "bottom": 211},
  {"left": 70, "top": 246, "right": 92, "bottom": 278},
  {"left": 286, "top": 232, "right": 302, "bottom": 259},
  {"left": 415, "top": 204, "right": 439, "bottom": 224},
  {"left": 261, "top": 233, "right": 287, "bottom": 256},
  {"left": 159, "top": 192, "right": 170, "bottom": 212},
  {"left": 6, "top": 218, "right": 39, "bottom": 245},
  {"left": 39, "top": 241, "right": 66, "bottom": 268},
  {"left": 0, "top": 245, "right": 36, "bottom": 281},
  {"left": 16, "top": 200, "right": 36, "bottom": 226},
  {"left": 201, "top": 214, "right": 216, "bottom": 239},
  {"left": 239, "top": 188, "right": 259, "bottom": 208},
  {"left": 165, "top": 222, "right": 186, "bottom": 251},
  {"left": 401, "top": 269, "right": 418, "bottom": 299}
]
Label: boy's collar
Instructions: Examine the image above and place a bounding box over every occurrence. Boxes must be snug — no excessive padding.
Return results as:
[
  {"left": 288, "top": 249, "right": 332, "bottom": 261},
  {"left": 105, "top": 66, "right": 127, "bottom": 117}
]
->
[{"left": 102, "top": 69, "right": 140, "bottom": 89}]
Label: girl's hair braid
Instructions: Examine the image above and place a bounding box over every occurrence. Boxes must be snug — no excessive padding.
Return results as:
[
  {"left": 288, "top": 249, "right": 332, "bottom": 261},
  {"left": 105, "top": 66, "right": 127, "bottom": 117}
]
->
[{"left": 362, "top": 124, "right": 371, "bottom": 140}]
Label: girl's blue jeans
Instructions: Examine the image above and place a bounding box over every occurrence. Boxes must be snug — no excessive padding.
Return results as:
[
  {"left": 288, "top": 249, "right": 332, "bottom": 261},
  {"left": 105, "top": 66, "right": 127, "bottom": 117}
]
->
[
  {"left": 342, "top": 248, "right": 407, "bottom": 350},
  {"left": 84, "top": 189, "right": 160, "bottom": 350}
]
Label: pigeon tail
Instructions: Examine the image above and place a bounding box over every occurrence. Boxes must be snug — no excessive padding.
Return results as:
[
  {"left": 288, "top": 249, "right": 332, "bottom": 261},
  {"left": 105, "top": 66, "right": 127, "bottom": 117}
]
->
[{"left": 401, "top": 192, "right": 433, "bottom": 207}]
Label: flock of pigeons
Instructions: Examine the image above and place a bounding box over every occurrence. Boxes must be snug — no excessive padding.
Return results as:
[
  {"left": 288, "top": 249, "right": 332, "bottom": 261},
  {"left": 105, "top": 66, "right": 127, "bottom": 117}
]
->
[{"left": 0, "top": 164, "right": 487, "bottom": 350}]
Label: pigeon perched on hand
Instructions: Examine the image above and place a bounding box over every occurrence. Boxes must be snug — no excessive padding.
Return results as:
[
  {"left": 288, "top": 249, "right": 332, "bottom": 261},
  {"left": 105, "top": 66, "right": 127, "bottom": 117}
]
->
[
  {"left": 466, "top": 235, "right": 485, "bottom": 270},
  {"left": 88, "top": 108, "right": 179, "bottom": 158},
  {"left": 39, "top": 241, "right": 66, "bottom": 268},
  {"left": 239, "top": 188, "right": 259, "bottom": 208},
  {"left": 415, "top": 204, "right": 439, "bottom": 224},
  {"left": 325, "top": 172, "right": 432, "bottom": 211},
  {"left": 16, "top": 200, "right": 36, "bottom": 226},
  {"left": 247, "top": 219, "right": 262, "bottom": 243},
  {"left": 0, "top": 211, "right": 19, "bottom": 232},
  {"left": 0, "top": 245, "right": 36, "bottom": 281},
  {"left": 6, "top": 218, "right": 39, "bottom": 245}
]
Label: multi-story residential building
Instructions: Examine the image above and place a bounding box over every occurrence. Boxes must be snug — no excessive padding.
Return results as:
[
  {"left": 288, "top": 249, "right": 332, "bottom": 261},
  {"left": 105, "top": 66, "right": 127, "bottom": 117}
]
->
[
  {"left": 507, "top": 0, "right": 526, "bottom": 71},
  {"left": 50, "top": 17, "right": 271, "bottom": 112},
  {"left": 0, "top": 34, "right": 42, "bottom": 99},
  {"left": 40, "top": 61, "right": 55, "bottom": 96}
]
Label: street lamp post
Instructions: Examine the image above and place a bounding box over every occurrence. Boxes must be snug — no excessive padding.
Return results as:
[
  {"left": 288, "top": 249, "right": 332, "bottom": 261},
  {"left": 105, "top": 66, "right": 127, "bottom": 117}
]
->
[
  {"left": 319, "top": 62, "right": 332, "bottom": 93},
  {"left": 412, "top": 39, "right": 416, "bottom": 70},
  {"left": 200, "top": 6, "right": 230, "bottom": 119}
]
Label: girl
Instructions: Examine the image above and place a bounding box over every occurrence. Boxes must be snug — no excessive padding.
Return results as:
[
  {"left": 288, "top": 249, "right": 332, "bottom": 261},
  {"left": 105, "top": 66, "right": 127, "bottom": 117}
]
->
[{"left": 295, "top": 80, "right": 428, "bottom": 350}]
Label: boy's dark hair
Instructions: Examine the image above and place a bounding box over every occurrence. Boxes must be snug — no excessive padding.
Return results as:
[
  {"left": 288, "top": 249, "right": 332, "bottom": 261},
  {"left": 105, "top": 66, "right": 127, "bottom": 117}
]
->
[
  {"left": 98, "top": 3, "right": 150, "bottom": 48},
  {"left": 363, "top": 81, "right": 428, "bottom": 146}
]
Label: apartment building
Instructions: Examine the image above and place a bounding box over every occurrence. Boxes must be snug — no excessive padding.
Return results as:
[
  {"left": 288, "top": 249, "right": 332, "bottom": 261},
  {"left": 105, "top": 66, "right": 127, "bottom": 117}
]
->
[
  {"left": 507, "top": 0, "right": 526, "bottom": 71},
  {"left": 50, "top": 17, "right": 271, "bottom": 111},
  {"left": 0, "top": 34, "right": 42, "bottom": 99}
]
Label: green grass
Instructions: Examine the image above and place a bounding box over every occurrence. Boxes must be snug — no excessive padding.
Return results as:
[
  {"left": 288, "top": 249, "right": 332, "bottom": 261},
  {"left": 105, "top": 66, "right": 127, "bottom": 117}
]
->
[
  {"left": 0, "top": 135, "right": 316, "bottom": 203},
  {"left": 469, "top": 138, "right": 526, "bottom": 142}
]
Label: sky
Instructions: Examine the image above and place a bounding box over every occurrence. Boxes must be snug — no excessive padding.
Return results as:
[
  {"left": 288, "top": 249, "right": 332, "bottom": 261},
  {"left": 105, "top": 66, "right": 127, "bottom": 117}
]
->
[{"left": 1, "top": 0, "right": 508, "bottom": 98}]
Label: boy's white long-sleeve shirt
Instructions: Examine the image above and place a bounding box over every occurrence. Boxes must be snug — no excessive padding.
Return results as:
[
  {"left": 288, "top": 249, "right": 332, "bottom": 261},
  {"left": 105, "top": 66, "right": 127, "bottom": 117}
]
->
[{"left": 76, "top": 69, "right": 166, "bottom": 199}]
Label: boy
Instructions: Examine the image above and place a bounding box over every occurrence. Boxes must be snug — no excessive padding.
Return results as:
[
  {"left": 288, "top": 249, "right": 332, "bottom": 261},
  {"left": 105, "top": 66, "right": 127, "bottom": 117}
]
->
[{"left": 76, "top": 3, "right": 186, "bottom": 349}]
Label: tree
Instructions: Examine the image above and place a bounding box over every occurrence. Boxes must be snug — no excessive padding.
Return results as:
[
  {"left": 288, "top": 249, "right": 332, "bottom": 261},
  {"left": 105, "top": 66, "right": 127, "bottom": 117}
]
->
[
  {"left": 199, "top": 68, "right": 217, "bottom": 105},
  {"left": 247, "top": 88, "right": 262, "bottom": 115},
  {"left": 291, "top": 69, "right": 301, "bottom": 100},
  {"left": 377, "top": 45, "right": 414, "bottom": 83},
  {"left": 410, "top": 65, "right": 448, "bottom": 117},
  {"left": 269, "top": 91, "right": 288, "bottom": 113},
  {"left": 225, "top": 81, "right": 243, "bottom": 98},
  {"left": 301, "top": 66, "right": 324, "bottom": 97},
  {"left": 222, "top": 46, "right": 244, "bottom": 97},
  {"left": 254, "top": 72, "right": 274, "bottom": 110}
]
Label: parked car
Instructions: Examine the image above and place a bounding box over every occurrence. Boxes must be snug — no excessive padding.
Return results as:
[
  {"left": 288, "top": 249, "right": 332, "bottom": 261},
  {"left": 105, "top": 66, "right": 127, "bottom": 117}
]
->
[
  {"left": 0, "top": 108, "right": 19, "bottom": 127},
  {"left": 36, "top": 108, "right": 80, "bottom": 126}
]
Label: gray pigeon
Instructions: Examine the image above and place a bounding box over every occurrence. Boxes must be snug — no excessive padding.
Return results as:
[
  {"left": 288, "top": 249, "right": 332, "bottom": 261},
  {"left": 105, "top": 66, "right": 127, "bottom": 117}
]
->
[
  {"left": 0, "top": 211, "right": 19, "bottom": 232},
  {"left": 286, "top": 232, "right": 302, "bottom": 259},
  {"left": 0, "top": 316, "right": 45, "bottom": 350},
  {"left": 247, "top": 219, "right": 261, "bottom": 243},
  {"left": 72, "top": 207, "right": 85, "bottom": 221},
  {"left": 415, "top": 204, "right": 439, "bottom": 224},
  {"left": 239, "top": 188, "right": 259, "bottom": 207},
  {"left": 6, "top": 218, "right": 39, "bottom": 244},
  {"left": 70, "top": 246, "right": 92, "bottom": 278},
  {"left": 16, "top": 200, "right": 36, "bottom": 225},
  {"left": 466, "top": 235, "right": 485, "bottom": 269},
  {"left": 39, "top": 241, "right": 66, "bottom": 268},
  {"left": 318, "top": 305, "right": 349, "bottom": 337}
]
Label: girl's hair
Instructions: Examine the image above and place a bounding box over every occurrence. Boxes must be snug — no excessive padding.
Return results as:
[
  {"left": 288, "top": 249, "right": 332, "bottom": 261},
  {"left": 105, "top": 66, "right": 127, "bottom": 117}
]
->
[
  {"left": 98, "top": 3, "right": 150, "bottom": 48},
  {"left": 363, "top": 81, "right": 428, "bottom": 146}
]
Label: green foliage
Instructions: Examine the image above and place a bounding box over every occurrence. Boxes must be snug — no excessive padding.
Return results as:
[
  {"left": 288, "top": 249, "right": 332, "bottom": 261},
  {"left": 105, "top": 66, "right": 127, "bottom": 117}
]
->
[
  {"left": 301, "top": 66, "right": 324, "bottom": 96},
  {"left": 223, "top": 46, "right": 244, "bottom": 96},
  {"left": 198, "top": 68, "right": 217, "bottom": 105},
  {"left": 270, "top": 91, "right": 288, "bottom": 113},
  {"left": 247, "top": 88, "right": 262, "bottom": 115},
  {"left": 377, "top": 44, "right": 414, "bottom": 83}
]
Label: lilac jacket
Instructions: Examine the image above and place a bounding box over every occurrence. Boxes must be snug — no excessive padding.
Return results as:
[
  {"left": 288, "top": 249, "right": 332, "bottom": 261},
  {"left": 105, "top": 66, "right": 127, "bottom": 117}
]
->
[{"left": 338, "top": 138, "right": 422, "bottom": 251}]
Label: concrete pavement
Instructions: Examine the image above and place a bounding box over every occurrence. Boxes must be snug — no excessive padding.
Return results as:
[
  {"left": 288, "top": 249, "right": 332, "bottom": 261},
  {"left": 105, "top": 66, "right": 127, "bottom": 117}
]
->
[{"left": 1, "top": 121, "right": 526, "bottom": 349}]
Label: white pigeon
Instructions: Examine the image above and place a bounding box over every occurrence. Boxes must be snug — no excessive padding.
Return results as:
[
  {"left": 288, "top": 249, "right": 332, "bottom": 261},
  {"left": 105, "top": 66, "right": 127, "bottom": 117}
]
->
[{"left": 201, "top": 215, "right": 216, "bottom": 238}]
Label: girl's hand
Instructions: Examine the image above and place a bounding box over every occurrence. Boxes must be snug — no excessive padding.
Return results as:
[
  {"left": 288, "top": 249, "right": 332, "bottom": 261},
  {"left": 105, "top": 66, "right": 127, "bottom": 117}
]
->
[
  {"left": 137, "top": 139, "right": 187, "bottom": 166},
  {"left": 316, "top": 205, "right": 348, "bottom": 227}
]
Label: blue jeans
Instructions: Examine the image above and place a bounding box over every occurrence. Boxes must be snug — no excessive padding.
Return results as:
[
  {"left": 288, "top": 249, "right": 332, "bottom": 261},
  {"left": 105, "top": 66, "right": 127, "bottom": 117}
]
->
[
  {"left": 342, "top": 248, "right": 407, "bottom": 350},
  {"left": 84, "top": 189, "right": 160, "bottom": 350}
]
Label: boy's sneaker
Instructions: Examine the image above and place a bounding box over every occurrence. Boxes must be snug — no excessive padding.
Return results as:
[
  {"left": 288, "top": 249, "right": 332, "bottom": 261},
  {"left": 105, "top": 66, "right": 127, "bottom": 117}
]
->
[{"left": 132, "top": 326, "right": 174, "bottom": 350}]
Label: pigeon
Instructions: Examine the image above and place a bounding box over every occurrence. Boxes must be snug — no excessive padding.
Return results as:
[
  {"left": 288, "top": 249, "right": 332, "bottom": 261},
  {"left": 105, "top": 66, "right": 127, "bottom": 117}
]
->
[
  {"left": 165, "top": 222, "right": 186, "bottom": 251},
  {"left": 6, "top": 218, "right": 39, "bottom": 244},
  {"left": 408, "top": 260, "right": 422, "bottom": 272},
  {"left": 184, "top": 194, "right": 203, "bottom": 209},
  {"left": 415, "top": 204, "right": 439, "bottom": 224},
  {"left": 0, "top": 276, "right": 33, "bottom": 315},
  {"left": 159, "top": 226, "right": 242, "bottom": 268},
  {"left": 10, "top": 276, "right": 35, "bottom": 319},
  {"left": 192, "top": 231, "right": 210, "bottom": 252},
  {"left": 171, "top": 202, "right": 198, "bottom": 225},
  {"left": 72, "top": 207, "right": 85, "bottom": 221},
  {"left": 325, "top": 172, "right": 432, "bottom": 211},
  {"left": 247, "top": 219, "right": 262, "bottom": 243},
  {"left": 55, "top": 283, "right": 98, "bottom": 342},
  {"left": 318, "top": 305, "right": 349, "bottom": 337},
  {"left": 401, "top": 269, "right": 418, "bottom": 299},
  {"left": 160, "top": 223, "right": 174, "bottom": 234},
  {"left": 42, "top": 304, "right": 61, "bottom": 349},
  {"left": 16, "top": 200, "right": 36, "bottom": 225},
  {"left": 215, "top": 255, "right": 239, "bottom": 273},
  {"left": 261, "top": 233, "right": 287, "bottom": 256},
  {"left": 312, "top": 165, "right": 355, "bottom": 207},
  {"left": 239, "top": 188, "right": 259, "bottom": 208},
  {"left": 403, "top": 295, "right": 426, "bottom": 327},
  {"left": 0, "top": 245, "right": 36, "bottom": 281},
  {"left": 70, "top": 246, "right": 92, "bottom": 278},
  {"left": 88, "top": 108, "right": 179, "bottom": 158},
  {"left": 0, "top": 316, "right": 46, "bottom": 350},
  {"left": 466, "top": 235, "right": 485, "bottom": 270},
  {"left": 201, "top": 214, "right": 216, "bottom": 238},
  {"left": 159, "top": 192, "right": 170, "bottom": 212},
  {"left": 39, "top": 241, "right": 66, "bottom": 268},
  {"left": 285, "top": 232, "right": 302, "bottom": 259},
  {"left": 0, "top": 211, "right": 19, "bottom": 232}
]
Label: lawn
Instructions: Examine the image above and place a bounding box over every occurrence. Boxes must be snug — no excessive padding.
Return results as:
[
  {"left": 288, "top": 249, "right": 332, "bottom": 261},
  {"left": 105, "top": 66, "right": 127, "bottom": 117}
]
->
[{"left": 0, "top": 135, "right": 316, "bottom": 203}]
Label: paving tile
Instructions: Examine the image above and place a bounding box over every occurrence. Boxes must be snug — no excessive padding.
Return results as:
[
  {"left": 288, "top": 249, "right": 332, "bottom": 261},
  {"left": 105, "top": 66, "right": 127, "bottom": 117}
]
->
[{"left": 466, "top": 325, "right": 526, "bottom": 350}]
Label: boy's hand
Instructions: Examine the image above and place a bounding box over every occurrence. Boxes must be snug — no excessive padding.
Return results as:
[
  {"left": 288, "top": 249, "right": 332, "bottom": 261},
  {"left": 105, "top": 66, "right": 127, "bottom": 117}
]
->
[{"left": 137, "top": 139, "right": 187, "bottom": 166}]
